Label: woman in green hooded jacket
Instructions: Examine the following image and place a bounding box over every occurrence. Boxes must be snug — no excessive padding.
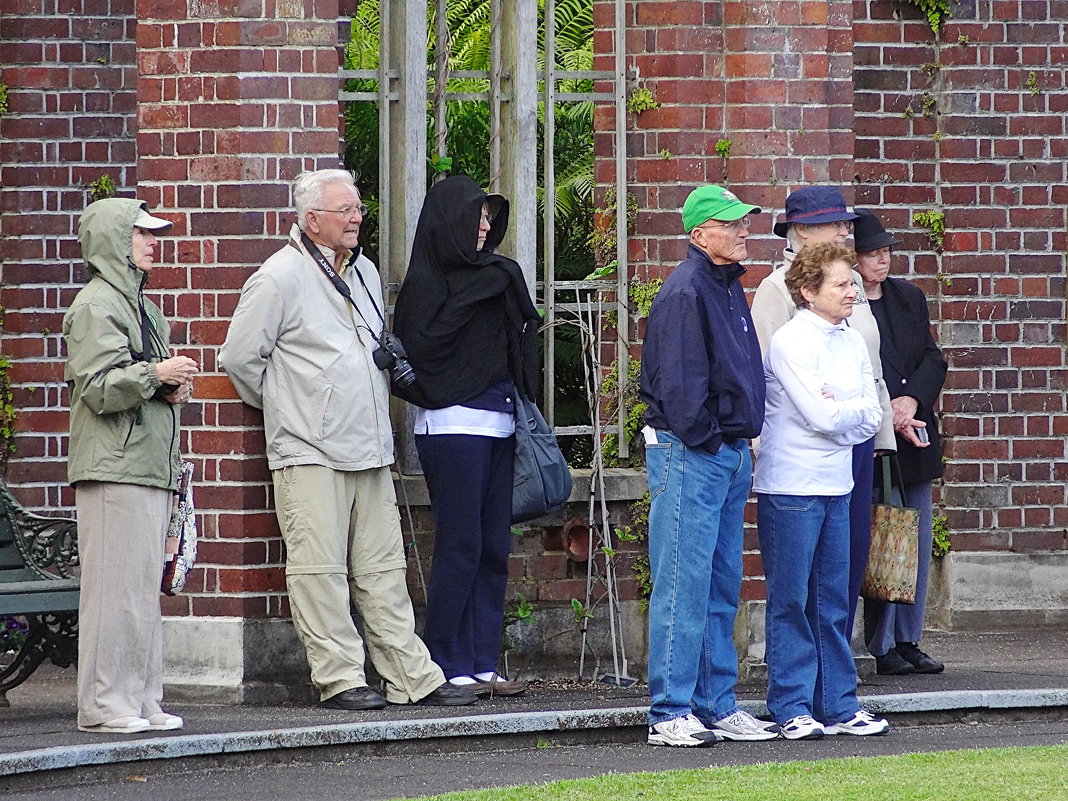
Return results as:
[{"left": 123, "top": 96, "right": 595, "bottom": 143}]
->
[{"left": 63, "top": 198, "right": 199, "bottom": 734}]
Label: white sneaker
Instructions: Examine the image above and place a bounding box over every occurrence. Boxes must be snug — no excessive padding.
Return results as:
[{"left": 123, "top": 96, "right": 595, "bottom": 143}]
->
[
  {"left": 648, "top": 714, "right": 720, "bottom": 747},
  {"left": 78, "top": 716, "right": 151, "bottom": 734},
  {"left": 825, "top": 710, "right": 890, "bottom": 736},
  {"left": 780, "top": 714, "right": 825, "bottom": 740},
  {"left": 710, "top": 709, "right": 780, "bottom": 741},
  {"left": 145, "top": 712, "right": 184, "bottom": 731}
]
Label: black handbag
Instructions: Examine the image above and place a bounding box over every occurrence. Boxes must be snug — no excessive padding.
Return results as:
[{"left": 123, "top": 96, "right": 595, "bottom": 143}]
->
[{"left": 511, "top": 396, "right": 572, "bottom": 523}]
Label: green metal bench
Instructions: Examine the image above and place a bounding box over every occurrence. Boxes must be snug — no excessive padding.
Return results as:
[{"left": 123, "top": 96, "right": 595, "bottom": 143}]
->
[{"left": 0, "top": 478, "right": 79, "bottom": 706}]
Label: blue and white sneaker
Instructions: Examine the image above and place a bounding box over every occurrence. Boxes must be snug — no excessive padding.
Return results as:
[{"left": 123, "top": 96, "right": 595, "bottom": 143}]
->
[
  {"left": 780, "top": 714, "right": 825, "bottom": 740},
  {"left": 825, "top": 710, "right": 890, "bottom": 736},
  {"left": 648, "top": 714, "right": 721, "bottom": 747}
]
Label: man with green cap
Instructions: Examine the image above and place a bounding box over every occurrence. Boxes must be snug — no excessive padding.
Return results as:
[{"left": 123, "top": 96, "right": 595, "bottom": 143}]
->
[{"left": 639, "top": 185, "right": 778, "bottom": 746}]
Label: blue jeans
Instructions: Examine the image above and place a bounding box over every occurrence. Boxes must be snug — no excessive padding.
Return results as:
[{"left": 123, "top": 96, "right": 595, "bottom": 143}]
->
[
  {"left": 757, "top": 492, "right": 859, "bottom": 725},
  {"left": 645, "top": 431, "right": 751, "bottom": 725}
]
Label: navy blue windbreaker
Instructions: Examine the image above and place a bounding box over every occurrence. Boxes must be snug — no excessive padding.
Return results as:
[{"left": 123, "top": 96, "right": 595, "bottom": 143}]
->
[{"left": 640, "top": 244, "right": 765, "bottom": 453}]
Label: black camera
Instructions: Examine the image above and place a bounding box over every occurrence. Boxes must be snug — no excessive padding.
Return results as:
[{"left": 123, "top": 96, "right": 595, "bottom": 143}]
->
[{"left": 372, "top": 331, "right": 416, "bottom": 388}]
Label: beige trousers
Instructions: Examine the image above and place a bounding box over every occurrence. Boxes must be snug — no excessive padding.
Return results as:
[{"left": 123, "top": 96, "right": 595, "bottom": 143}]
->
[
  {"left": 76, "top": 481, "right": 170, "bottom": 727},
  {"left": 272, "top": 464, "right": 444, "bottom": 702}
]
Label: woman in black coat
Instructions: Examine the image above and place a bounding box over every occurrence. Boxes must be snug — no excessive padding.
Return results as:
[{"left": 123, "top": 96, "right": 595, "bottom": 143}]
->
[
  {"left": 391, "top": 175, "right": 540, "bottom": 697},
  {"left": 853, "top": 209, "right": 948, "bottom": 676}
]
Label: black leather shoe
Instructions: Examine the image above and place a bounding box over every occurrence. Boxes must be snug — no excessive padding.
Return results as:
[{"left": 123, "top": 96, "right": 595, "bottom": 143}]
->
[
  {"left": 413, "top": 682, "right": 478, "bottom": 706},
  {"left": 875, "top": 648, "right": 915, "bottom": 675},
  {"left": 896, "top": 642, "right": 945, "bottom": 674},
  {"left": 320, "top": 686, "right": 388, "bottom": 710}
]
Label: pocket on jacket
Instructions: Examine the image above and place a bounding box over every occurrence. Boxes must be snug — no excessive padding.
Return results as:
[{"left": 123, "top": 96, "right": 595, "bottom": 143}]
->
[{"left": 316, "top": 384, "right": 335, "bottom": 442}]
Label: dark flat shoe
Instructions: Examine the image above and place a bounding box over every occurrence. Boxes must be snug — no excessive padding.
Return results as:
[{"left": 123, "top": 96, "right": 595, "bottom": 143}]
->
[
  {"left": 896, "top": 642, "right": 945, "bottom": 674},
  {"left": 320, "top": 686, "right": 388, "bottom": 710},
  {"left": 875, "top": 648, "right": 915, "bottom": 675},
  {"left": 413, "top": 682, "right": 478, "bottom": 706}
]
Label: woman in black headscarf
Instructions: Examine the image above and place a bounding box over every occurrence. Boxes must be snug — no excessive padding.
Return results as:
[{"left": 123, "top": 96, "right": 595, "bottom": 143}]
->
[{"left": 392, "top": 175, "right": 540, "bottom": 697}]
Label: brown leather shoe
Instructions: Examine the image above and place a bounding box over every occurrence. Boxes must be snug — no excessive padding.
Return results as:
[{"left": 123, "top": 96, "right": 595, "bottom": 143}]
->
[{"left": 470, "top": 674, "right": 527, "bottom": 697}]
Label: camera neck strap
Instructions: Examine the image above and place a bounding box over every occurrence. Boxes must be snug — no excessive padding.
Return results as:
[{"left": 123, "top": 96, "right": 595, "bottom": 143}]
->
[{"left": 300, "top": 232, "right": 386, "bottom": 342}]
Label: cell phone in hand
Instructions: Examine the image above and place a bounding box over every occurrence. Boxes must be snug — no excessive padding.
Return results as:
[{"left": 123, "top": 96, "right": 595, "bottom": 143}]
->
[{"left": 913, "top": 426, "right": 929, "bottom": 444}]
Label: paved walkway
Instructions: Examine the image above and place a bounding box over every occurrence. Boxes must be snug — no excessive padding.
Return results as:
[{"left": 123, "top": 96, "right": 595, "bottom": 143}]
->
[{"left": 1, "top": 628, "right": 1066, "bottom": 780}]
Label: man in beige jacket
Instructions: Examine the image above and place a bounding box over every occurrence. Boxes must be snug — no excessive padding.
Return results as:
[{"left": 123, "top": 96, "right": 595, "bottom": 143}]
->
[{"left": 220, "top": 169, "right": 475, "bottom": 710}]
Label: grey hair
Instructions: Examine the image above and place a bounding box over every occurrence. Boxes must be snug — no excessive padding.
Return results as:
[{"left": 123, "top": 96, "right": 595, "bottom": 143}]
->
[
  {"left": 785, "top": 223, "right": 804, "bottom": 251},
  {"left": 293, "top": 170, "right": 359, "bottom": 231}
]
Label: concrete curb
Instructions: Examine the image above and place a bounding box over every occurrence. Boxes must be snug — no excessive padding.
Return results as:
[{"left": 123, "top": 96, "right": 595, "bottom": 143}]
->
[{"left": 2, "top": 689, "right": 1066, "bottom": 778}]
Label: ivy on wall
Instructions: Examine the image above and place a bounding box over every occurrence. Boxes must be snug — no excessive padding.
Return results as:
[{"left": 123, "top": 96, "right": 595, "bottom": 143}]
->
[{"left": 902, "top": 0, "right": 954, "bottom": 35}]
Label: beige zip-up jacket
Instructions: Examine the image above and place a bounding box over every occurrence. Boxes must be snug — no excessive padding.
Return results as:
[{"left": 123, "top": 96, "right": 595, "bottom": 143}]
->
[
  {"left": 220, "top": 224, "right": 394, "bottom": 472},
  {"left": 750, "top": 248, "right": 897, "bottom": 453}
]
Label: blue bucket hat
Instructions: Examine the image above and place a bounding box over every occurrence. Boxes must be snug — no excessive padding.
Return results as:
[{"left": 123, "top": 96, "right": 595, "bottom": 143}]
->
[{"left": 773, "top": 186, "right": 860, "bottom": 238}]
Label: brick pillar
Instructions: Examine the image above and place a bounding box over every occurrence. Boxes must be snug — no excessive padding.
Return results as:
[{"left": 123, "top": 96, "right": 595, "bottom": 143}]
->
[
  {"left": 135, "top": 0, "right": 345, "bottom": 700},
  {"left": 0, "top": 0, "right": 138, "bottom": 506}
]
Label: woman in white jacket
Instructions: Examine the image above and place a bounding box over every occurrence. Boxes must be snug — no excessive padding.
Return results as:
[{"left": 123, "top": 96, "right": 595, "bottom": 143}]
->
[{"left": 754, "top": 242, "right": 889, "bottom": 741}]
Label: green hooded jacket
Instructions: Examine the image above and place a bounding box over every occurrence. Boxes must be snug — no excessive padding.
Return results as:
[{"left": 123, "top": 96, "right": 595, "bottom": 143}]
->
[{"left": 62, "top": 198, "right": 181, "bottom": 491}]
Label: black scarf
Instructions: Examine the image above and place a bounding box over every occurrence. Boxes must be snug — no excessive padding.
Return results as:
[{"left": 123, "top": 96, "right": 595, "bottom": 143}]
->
[{"left": 392, "top": 175, "right": 541, "bottom": 409}]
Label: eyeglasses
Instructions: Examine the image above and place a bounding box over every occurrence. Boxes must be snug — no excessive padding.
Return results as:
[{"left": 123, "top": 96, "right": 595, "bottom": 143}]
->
[
  {"left": 814, "top": 220, "right": 854, "bottom": 233},
  {"left": 701, "top": 216, "right": 752, "bottom": 232},
  {"left": 313, "top": 204, "right": 368, "bottom": 218}
]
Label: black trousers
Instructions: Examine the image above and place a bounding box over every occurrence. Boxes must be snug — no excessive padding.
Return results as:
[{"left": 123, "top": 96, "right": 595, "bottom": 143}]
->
[{"left": 416, "top": 433, "right": 515, "bottom": 678}]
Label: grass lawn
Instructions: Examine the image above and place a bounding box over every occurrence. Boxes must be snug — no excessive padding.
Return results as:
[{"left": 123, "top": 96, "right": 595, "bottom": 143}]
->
[{"left": 393, "top": 745, "right": 1068, "bottom": 801}]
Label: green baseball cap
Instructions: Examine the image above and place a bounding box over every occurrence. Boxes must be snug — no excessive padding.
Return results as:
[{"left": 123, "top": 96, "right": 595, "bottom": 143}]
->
[{"left": 682, "top": 185, "right": 762, "bottom": 232}]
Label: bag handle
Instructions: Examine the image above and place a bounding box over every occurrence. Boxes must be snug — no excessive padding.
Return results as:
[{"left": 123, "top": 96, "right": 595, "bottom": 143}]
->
[{"left": 879, "top": 454, "right": 908, "bottom": 507}]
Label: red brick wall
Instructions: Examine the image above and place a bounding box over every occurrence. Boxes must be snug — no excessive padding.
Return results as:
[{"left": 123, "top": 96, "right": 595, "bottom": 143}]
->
[
  {"left": 1, "top": 1, "right": 1065, "bottom": 630},
  {"left": 593, "top": 0, "right": 857, "bottom": 601},
  {"left": 853, "top": 0, "right": 1068, "bottom": 549},
  {"left": 134, "top": 0, "right": 348, "bottom": 619},
  {"left": 593, "top": 0, "right": 1068, "bottom": 598},
  {"left": 0, "top": 0, "right": 139, "bottom": 507}
]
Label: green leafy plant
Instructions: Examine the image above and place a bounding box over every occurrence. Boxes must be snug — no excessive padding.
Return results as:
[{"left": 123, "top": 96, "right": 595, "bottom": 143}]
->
[
  {"left": 625, "top": 85, "right": 659, "bottom": 115},
  {"left": 913, "top": 209, "right": 946, "bottom": 249},
  {"left": 570, "top": 597, "right": 593, "bottom": 623},
  {"left": 1025, "top": 70, "right": 1040, "bottom": 96},
  {"left": 920, "top": 62, "right": 942, "bottom": 78},
  {"left": 920, "top": 92, "right": 937, "bottom": 117},
  {"left": 628, "top": 278, "right": 662, "bottom": 319},
  {"left": 0, "top": 351, "right": 17, "bottom": 471},
  {"left": 0, "top": 82, "right": 8, "bottom": 116},
  {"left": 932, "top": 515, "right": 952, "bottom": 557},
  {"left": 87, "top": 175, "right": 116, "bottom": 202},
  {"left": 506, "top": 593, "right": 535, "bottom": 626},
  {"left": 589, "top": 188, "right": 637, "bottom": 273},
  {"left": 901, "top": 105, "right": 915, "bottom": 120},
  {"left": 714, "top": 138, "right": 732, "bottom": 159},
  {"left": 905, "top": 0, "right": 953, "bottom": 35},
  {"left": 623, "top": 494, "right": 652, "bottom": 611},
  {"left": 931, "top": 131, "right": 943, "bottom": 142},
  {"left": 659, "top": 148, "right": 672, "bottom": 159},
  {"left": 956, "top": 34, "right": 970, "bottom": 45}
]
